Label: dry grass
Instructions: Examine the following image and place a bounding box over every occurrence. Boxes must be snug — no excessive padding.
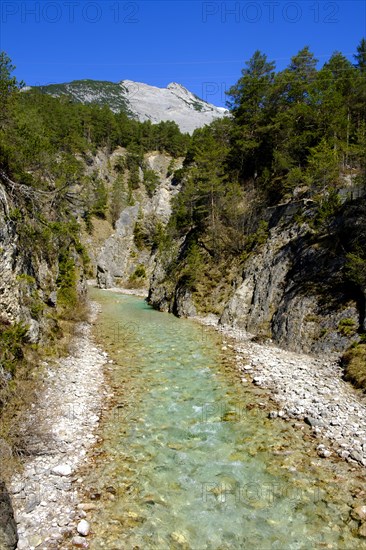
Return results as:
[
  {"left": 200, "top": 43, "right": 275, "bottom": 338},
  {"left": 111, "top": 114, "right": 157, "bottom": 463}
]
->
[
  {"left": 342, "top": 344, "right": 366, "bottom": 391},
  {"left": 0, "top": 299, "right": 90, "bottom": 481},
  {"left": 0, "top": 350, "right": 43, "bottom": 480}
]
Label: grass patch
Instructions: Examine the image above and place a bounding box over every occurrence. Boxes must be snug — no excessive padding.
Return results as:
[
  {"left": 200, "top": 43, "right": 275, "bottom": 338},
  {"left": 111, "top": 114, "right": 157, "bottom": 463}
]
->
[
  {"left": 342, "top": 343, "right": 366, "bottom": 391},
  {"left": 0, "top": 335, "right": 42, "bottom": 479},
  {"left": 127, "top": 265, "right": 147, "bottom": 288},
  {"left": 338, "top": 317, "right": 357, "bottom": 337}
]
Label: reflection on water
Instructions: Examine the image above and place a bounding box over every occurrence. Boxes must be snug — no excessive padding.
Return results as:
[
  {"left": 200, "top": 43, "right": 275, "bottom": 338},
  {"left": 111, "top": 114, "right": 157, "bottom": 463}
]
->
[{"left": 86, "top": 288, "right": 366, "bottom": 549}]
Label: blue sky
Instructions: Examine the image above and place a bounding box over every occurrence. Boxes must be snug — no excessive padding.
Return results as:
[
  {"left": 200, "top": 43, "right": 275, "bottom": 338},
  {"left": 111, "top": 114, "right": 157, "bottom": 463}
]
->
[{"left": 1, "top": 0, "right": 365, "bottom": 106}]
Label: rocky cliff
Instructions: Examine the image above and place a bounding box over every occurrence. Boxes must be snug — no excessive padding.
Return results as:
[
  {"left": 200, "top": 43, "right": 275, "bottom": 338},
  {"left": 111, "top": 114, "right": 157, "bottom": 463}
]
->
[
  {"left": 0, "top": 174, "right": 87, "bottom": 550},
  {"left": 148, "top": 196, "right": 366, "bottom": 356},
  {"left": 94, "top": 151, "right": 183, "bottom": 290},
  {"left": 0, "top": 483, "right": 17, "bottom": 550},
  {"left": 0, "top": 182, "right": 60, "bottom": 343},
  {"left": 82, "top": 144, "right": 365, "bottom": 359}
]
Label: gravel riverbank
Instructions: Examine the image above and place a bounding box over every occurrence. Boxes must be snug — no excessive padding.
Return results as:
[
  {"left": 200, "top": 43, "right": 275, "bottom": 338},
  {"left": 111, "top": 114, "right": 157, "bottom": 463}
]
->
[
  {"left": 10, "top": 303, "right": 110, "bottom": 549},
  {"left": 196, "top": 314, "right": 366, "bottom": 469}
]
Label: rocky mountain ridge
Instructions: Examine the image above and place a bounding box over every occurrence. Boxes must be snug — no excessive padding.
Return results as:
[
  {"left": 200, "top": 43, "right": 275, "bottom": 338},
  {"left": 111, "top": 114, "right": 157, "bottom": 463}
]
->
[{"left": 30, "top": 79, "right": 228, "bottom": 134}]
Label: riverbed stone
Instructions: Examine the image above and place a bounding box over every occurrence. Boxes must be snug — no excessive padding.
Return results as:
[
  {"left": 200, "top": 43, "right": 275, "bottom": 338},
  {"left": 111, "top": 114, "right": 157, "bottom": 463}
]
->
[
  {"left": 51, "top": 464, "right": 73, "bottom": 477},
  {"left": 352, "top": 505, "right": 366, "bottom": 521},
  {"left": 78, "top": 503, "right": 98, "bottom": 512},
  {"left": 77, "top": 519, "right": 90, "bottom": 536},
  {"left": 16, "top": 537, "right": 28, "bottom": 550},
  {"left": 9, "top": 303, "right": 105, "bottom": 550},
  {"left": 318, "top": 448, "right": 331, "bottom": 458},
  {"left": 29, "top": 534, "right": 43, "bottom": 547},
  {"left": 72, "top": 535, "right": 89, "bottom": 547},
  {"left": 196, "top": 314, "right": 366, "bottom": 471},
  {"left": 304, "top": 416, "right": 325, "bottom": 428}
]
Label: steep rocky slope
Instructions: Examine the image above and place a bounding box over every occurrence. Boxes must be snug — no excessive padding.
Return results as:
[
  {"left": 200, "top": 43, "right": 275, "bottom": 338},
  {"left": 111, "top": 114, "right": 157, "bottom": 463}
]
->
[
  {"left": 148, "top": 196, "right": 366, "bottom": 355},
  {"left": 79, "top": 149, "right": 183, "bottom": 290},
  {"left": 84, "top": 147, "right": 365, "bottom": 358},
  {"left": 0, "top": 181, "right": 70, "bottom": 343},
  {"left": 0, "top": 171, "right": 87, "bottom": 549}
]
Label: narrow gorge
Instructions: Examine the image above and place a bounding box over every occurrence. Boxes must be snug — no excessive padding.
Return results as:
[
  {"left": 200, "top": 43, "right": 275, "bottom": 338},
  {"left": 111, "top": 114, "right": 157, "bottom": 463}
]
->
[{"left": 0, "top": 41, "right": 366, "bottom": 549}]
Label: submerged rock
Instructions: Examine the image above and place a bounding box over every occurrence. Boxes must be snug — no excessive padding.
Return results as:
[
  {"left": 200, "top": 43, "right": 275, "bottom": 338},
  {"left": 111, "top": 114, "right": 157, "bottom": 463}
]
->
[{"left": 358, "top": 523, "right": 366, "bottom": 538}]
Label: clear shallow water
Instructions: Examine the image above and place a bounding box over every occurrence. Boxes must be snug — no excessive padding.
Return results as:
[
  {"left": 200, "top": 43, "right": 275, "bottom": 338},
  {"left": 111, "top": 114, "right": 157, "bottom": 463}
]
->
[{"left": 86, "top": 288, "right": 366, "bottom": 549}]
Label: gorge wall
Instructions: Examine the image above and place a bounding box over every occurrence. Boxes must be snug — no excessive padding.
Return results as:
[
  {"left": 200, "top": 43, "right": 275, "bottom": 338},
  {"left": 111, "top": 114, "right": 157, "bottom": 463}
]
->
[
  {"left": 147, "top": 193, "right": 366, "bottom": 356},
  {"left": 82, "top": 147, "right": 365, "bottom": 358},
  {"left": 84, "top": 149, "right": 183, "bottom": 291},
  {"left": 1, "top": 146, "right": 365, "bottom": 548}
]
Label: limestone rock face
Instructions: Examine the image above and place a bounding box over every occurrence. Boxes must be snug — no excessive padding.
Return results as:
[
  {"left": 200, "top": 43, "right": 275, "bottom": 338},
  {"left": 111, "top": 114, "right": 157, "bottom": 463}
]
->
[
  {"left": 221, "top": 225, "right": 294, "bottom": 337},
  {"left": 0, "top": 188, "right": 28, "bottom": 325},
  {"left": 221, "top": 209, "right": 360, "bottom": 354},
  {"left": 97, "top": 205, "right": 140, "bottom": 289},
  {"left": 96, "top": 152, "right": 182, "bottom": 290},
  {"left": 174, "top": 287, "right": 197, "bottom": 318},
  {"left": 148, "top": 257, "right": 174, "bottom": 313},
  {"left": 0, "top": 182, "right": 86, "bottom": 341},
  {"left": 0, "top": 482, "right": 17, "bottom": 550},
  {"left": 149, "top": 199, "right": 363, "bottom": 355}
]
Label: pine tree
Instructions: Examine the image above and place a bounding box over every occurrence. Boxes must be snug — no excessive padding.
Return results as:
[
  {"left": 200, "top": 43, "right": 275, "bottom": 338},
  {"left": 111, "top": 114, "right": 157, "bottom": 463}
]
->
[
  {"left": 226, "top": 51, "right": 275, "bottom": 179},
  {"left": 354, "top": 38, "right": 366, "bottom": 72},
  {"left": 0, "top": 52, "right": 23, "bottom": 128}
]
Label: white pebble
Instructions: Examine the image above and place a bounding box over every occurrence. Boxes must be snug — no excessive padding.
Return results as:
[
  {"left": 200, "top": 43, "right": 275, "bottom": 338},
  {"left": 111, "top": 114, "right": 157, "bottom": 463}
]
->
[
  {"left": 52, "top": 464, "right": 72, "bottom": 476},
  {"left": 77, "top": 519, "right": 91, "bottom": 536}
]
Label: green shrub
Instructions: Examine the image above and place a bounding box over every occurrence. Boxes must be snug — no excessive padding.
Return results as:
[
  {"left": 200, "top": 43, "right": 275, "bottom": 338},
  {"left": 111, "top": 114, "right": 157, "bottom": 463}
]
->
[
  {"left": 56, "top": 250, "right": 78, "bottom": 312},
  {"left": 133, "top": 216, "right": 146, "bottom": 250},
  {"left": 128, "top": 265, "right": 147, "bottom": 286},
  {"left": 338, "top": 317, "right": 357, "bottom": 337},
  {"left": 311, "top": 190, "right": 341, "bottom": 232},
  {"left": 133, "top": 265, "right": 146, "bottom": 278},
  {"left": 0, "top": 320, "right": 29, "bottom": 376},
  {"left": 342, "top": 343, "right": 366, "bottom": 390},
  {"left": 345, "top": 253, "right": 366, "bottom": 288},
  {"left": 143, "top": 168, "right": 159, "bottom": 197},
  {"left": 244, "top": 220, "right": 269, "bottom": 254}
]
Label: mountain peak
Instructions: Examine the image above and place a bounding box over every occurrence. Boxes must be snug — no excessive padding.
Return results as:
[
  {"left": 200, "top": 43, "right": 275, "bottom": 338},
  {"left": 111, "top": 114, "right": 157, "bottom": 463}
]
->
[
  {"left": 34, "top": 79, "right": 228, "bottom": 134},
  {"left": 167, "top": 82, "right": 188, "bottom": 92}
]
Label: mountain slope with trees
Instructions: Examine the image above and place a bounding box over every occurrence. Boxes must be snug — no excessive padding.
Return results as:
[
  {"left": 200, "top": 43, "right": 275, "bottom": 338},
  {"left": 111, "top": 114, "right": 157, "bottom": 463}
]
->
[
  {"left": 148, "top": 40, "right": 366, "bottom": 386},
  {"left": 0, "top": 40, "right": 365, "bottom": 476},
  {"left": 0, "top": 51, "right": 191, "bottom": 500},
  {"left": 0, "top": 39, "right": 365, "bottom": 548}
]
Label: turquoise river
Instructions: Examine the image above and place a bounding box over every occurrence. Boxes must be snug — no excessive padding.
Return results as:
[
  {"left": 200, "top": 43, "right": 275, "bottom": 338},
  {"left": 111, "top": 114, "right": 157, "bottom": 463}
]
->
[{"left": 82, "top": 288, "right": 366, "bottom": 550}]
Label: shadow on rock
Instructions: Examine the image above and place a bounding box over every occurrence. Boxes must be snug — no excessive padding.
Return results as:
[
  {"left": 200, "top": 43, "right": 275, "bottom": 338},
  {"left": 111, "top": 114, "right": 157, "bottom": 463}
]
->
[{"left": 0, "top": 482, "right": 18, "bottom": 550}]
